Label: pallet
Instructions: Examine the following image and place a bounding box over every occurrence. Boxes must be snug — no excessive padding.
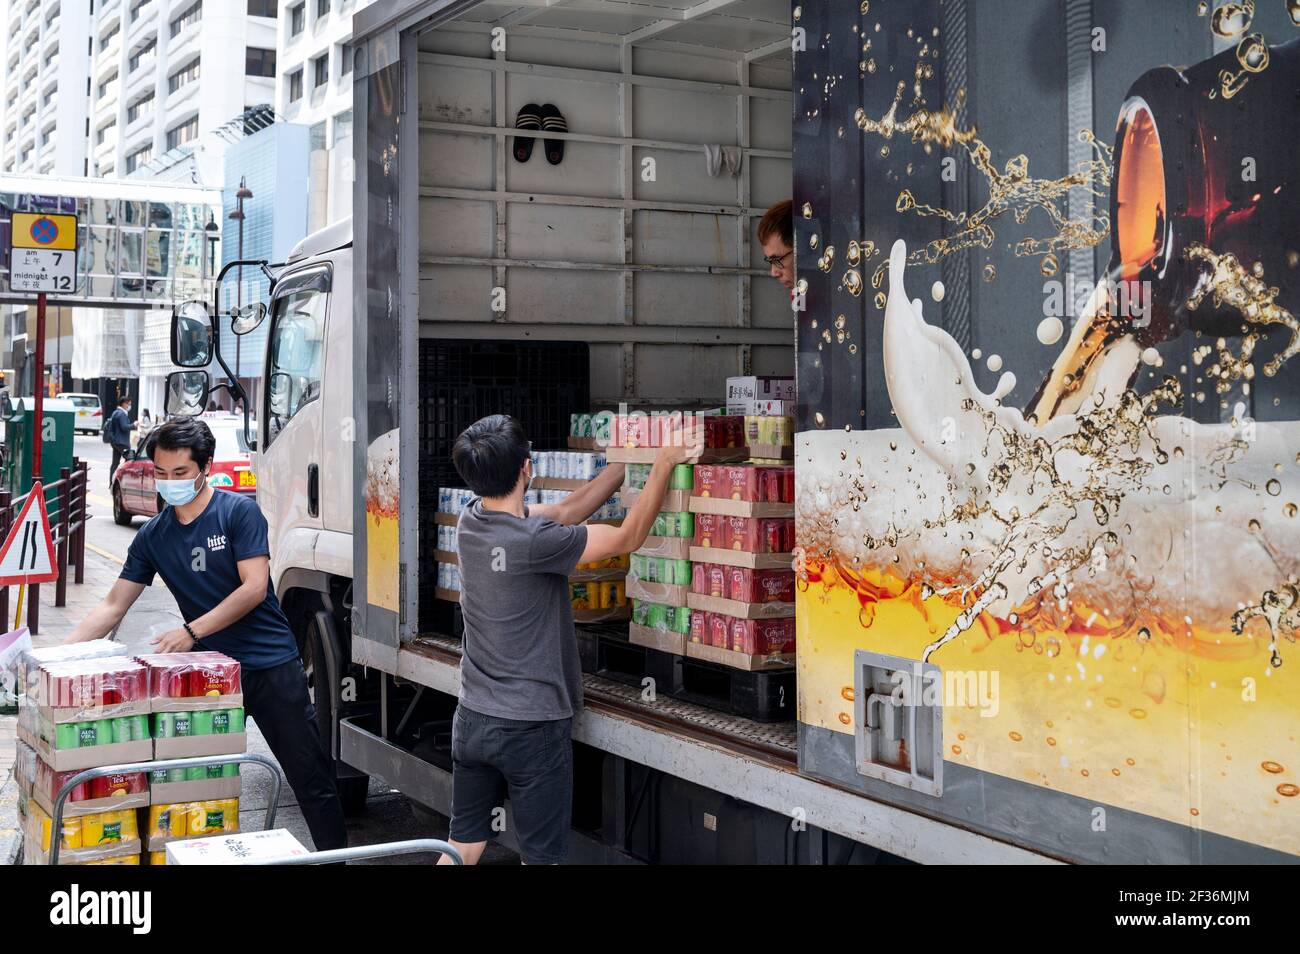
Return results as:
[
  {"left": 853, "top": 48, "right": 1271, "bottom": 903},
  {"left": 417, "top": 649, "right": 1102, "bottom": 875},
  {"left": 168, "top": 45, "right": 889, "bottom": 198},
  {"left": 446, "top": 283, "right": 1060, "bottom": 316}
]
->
[
  {"left": 575, "top": 627, "right": 685, "bottom": 694},
  {"left": 672, "top": 650, "right": 796, "bottom": 722}
]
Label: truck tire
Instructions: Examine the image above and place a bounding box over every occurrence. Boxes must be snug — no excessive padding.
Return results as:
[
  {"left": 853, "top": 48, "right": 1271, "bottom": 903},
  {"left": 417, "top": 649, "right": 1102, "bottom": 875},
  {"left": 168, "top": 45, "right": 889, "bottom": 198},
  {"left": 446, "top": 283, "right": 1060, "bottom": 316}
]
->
[
  {"left": 302, "top": 606, "right": 371, "bottom": 817},
  {"left": 112, "top": 484, "right": 133, "bottom": 526}
]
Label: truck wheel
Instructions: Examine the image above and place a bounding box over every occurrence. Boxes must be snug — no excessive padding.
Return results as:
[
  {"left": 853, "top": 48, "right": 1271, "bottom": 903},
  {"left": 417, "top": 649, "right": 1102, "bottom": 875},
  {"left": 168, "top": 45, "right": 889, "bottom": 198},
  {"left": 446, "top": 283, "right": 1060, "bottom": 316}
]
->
[
  {"left": 303, "top": 608, "right": 370, "bottom": 817},
  {"left": 112, "top": 485, "right": 133, "bottom": 526}
]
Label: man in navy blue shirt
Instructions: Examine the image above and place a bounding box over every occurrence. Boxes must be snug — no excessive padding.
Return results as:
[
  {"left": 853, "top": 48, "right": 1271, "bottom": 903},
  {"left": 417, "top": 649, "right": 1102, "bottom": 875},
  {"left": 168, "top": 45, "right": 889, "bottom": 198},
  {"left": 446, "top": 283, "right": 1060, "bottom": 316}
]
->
[{"left": 66, "top": 417, "right": 346, "bottom": 852}]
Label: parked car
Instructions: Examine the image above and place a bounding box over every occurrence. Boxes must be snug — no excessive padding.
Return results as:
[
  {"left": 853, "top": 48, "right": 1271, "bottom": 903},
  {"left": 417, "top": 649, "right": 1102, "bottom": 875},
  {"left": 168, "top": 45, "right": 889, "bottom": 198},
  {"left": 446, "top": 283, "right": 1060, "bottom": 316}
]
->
[
  {"left": 64, "top": 393, "right": 103, "bottom": 435},
  {"left": 111, "top": 418, "right": 257, "bottom": 525}
]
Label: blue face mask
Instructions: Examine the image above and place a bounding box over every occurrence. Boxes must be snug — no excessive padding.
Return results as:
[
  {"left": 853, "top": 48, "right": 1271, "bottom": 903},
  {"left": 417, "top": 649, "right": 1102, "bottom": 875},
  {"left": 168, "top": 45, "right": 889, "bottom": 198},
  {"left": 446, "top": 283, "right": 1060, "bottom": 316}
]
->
[{"left": 157, "top": 473, "right": 204, "bottom": 507}]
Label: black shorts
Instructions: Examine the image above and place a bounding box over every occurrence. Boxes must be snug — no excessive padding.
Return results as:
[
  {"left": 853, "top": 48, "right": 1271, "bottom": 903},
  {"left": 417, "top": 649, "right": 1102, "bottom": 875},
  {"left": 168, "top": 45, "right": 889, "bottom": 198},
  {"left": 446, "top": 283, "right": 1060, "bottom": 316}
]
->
[{"left": 449, "top": 704, "right": 574, "bottom": 864}]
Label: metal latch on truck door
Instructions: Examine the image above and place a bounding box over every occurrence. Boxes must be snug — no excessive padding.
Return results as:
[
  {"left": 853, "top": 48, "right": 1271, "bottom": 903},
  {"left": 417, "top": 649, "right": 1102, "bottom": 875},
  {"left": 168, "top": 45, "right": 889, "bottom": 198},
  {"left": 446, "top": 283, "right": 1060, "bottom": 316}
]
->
[{"left": 853, "top": 650, "right": 943, "bottom": 797}]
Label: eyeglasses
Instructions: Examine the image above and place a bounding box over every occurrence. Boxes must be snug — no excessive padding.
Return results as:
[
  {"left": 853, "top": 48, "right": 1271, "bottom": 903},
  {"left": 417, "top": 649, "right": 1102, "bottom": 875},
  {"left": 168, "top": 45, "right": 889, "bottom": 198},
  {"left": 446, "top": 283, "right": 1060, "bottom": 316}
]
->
[{"left": 762, "top": 250, "right": 793, "bottom": 267}]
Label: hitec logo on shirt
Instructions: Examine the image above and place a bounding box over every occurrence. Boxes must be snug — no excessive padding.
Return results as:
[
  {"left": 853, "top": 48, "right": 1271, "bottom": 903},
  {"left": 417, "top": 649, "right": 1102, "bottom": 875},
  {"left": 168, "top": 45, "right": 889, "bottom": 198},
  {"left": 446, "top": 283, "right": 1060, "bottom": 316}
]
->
[{"left": 207, "top": 534, "right": 227, "bottom": 552}]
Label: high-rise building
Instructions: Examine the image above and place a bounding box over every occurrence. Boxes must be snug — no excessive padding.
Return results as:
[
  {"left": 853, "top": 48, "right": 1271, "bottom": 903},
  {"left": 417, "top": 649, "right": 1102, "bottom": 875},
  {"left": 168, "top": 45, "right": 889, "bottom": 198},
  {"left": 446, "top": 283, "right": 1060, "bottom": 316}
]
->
[
  {"left": 0, "top": 0, "right": 94, "bottom": 177},
  {"left": 86, "top": 0, "right": 279, "bottom": 183},
  {"left": 275, "top": 0, "right": 373, "bottom": 229}
]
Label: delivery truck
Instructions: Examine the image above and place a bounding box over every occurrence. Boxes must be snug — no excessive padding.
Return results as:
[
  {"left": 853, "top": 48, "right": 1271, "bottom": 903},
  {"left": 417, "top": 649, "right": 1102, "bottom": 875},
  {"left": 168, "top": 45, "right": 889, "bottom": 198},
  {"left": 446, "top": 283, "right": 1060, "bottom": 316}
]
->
[{"left": 165, "top": 0, "right": 1300, "bottom": 864}]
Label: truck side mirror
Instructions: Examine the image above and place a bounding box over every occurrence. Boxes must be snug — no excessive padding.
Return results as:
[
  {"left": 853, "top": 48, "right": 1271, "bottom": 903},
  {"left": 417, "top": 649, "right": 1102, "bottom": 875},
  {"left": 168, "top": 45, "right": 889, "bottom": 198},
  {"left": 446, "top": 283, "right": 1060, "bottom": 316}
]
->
[
  {"left": 171, "top": 300, "right": 215, "bottom": 368},
  {"left": 231, "top": 302, "right": 268, "bottom": 335},
  {"left": 164, "top": 370, "right": 210, "bottom": 418}
]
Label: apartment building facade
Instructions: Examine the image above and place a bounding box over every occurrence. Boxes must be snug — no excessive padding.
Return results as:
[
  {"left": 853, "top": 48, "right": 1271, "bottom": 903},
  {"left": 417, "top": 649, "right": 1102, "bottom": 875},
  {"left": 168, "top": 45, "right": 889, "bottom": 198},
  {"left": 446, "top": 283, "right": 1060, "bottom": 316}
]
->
[
  {"left": 275, "top": 0, "right": 373, "bottom": 229},
  {"left": 86, "top": 0, "right": 279, "bottom": 183},
  {"left": 0, "top": 0, "right": 94, "bottom": 177}
]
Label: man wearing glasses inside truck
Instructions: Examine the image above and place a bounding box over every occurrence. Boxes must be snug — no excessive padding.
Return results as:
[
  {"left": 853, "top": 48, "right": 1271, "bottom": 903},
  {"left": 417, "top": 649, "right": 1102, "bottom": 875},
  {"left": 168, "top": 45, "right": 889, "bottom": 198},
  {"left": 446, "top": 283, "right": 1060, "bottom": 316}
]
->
[
  {"left": 441, "top": 414, "right": 698, "bottom": 865},
  {"left": 758, "top": 199, "right": 795, "bottom": 295}
]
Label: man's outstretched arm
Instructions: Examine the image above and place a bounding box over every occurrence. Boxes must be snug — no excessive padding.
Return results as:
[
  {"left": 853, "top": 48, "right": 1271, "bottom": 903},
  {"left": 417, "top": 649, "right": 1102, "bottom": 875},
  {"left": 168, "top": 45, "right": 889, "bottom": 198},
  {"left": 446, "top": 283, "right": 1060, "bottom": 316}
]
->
[{"left": 64, "top": 578, "right": 147, "bottom": 644}]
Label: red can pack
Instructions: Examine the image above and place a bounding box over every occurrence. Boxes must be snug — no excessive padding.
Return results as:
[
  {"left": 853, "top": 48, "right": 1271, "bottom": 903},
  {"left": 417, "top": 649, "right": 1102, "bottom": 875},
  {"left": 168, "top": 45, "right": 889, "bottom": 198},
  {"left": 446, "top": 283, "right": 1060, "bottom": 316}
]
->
[
  {"left": 708, "top": 612, "right": 730, "bottom": 648},
  {"left": 782, "top": 466, "right": 795, "bottom": 503},
  {"left": 36, "top": 761, "right": 92, "bottom": 803},
  {"left": 728, "top": 567, "right": 796, "bottom": 603},
  {"left": 760, "top": 467, "right": 783, "bottom": 503},
  {"left": 721, "top": 465, "right": 757, "bottom": 501},
  {"left": 615, "top": 414, "right": 651, "bottom": 447},
  {"left": 694, "top": 465, "right": 722, "bottom": 497},
  {"left": 694, "top": 513, "right": 726, "bottom": 548},
  {"left": 89, "top": 771, "right": 149, "bottom": 800},
  {"left": 730, "top": 617, "right": 796, "bottom": 655},
  {"left": 137, "top": 652, "right": 242, "bottom": 699},
  {"left": 689, "top": 610, "right": 707, "bottom": 644},
  {"left": 691, "top": 563, "right": 707, "bottom": 595},
  {"left": 36, "top": 659, "right": 149, "bottom": 709}
]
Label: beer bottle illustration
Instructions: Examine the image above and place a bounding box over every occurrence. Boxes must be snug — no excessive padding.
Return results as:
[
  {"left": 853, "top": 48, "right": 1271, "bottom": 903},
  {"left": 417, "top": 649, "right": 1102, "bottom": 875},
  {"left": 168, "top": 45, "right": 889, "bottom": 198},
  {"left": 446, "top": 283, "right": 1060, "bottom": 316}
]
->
[{"left": 1028, "top": 36, "right": 1299, "bottom": 423}]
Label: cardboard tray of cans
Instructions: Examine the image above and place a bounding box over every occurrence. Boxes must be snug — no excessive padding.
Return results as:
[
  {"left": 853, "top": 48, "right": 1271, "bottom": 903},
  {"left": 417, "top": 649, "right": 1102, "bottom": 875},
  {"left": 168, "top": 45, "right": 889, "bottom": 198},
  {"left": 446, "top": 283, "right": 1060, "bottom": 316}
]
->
[
  {"left": 433, "top": 512, "right": 458, "bottom": 527},
  {"left": 689, "top": 496, "right": 794, "bottom": 518},
  {"left": 531, "top": 477, "right": 588, "bottom": 490},
  {"left": 606, "top": 445, "right": 749, "bottom": 465},
  {"left": 625, "top": 576, "right": 689, "bottom": 607},
  {"left": 435, "top": 587, "right": 461, "bottom": 603},
  {"left": 686, "top": 642, "right": 794, "bottom": 672},
  {"left": 619, "top": 486, "right": 692, "bottom": 512},
  {"left": 568, "top": 566, "right": 627, "bottom": 582},
  {"left": 23, "top": 801, "right": 143, "bottom": 866},
  {"left": 628, "top": 622, "right": 686, "bottom": 656},
  {"left": 136, "top": 653, "right": 243, "bottom": 713},
  {"left": 145, "top": 798, "right": 241, "bottom": 851},
  {"left": 30, "top": 764, "right": 151, "bottom": 819},
  {"left": 566, "top": 436, "right": 601, "bottom": 450},
  {"left": 634, "top": 535, "right": 692, "bottom": 560},
  {"left": 689, "top": 546, "right": 793, "bottom": 570},
  {"left": 747, "top": 443, "right": 794, "bottom": 460},
  {"left": 435, "top": 549, "right": 458, "bottom": 564},
  {"left": 687, "top": 593, "right": 794, "bottom": 620}
]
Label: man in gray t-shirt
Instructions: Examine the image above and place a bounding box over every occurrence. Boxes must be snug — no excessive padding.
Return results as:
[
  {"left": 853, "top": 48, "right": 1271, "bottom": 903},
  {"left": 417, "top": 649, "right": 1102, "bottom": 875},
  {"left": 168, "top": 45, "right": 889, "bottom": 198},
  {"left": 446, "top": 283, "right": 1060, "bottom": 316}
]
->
[{"left": 439, "top": 414, "right": 694, "bottom": 866}]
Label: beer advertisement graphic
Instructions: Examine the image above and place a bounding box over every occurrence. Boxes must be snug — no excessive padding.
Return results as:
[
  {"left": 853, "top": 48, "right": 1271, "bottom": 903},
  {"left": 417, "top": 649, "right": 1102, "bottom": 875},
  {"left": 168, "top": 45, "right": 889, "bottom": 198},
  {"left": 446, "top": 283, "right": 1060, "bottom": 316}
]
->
[{"left": 793, "top": 1, "right": 1299, "bottom": 860}]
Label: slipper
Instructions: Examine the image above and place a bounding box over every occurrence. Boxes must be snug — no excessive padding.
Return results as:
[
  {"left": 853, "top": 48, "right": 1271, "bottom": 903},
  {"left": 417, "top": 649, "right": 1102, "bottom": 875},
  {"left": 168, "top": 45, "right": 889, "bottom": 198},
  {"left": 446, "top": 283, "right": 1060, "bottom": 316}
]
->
[
  {"left": 540, "top": 103, "right": 567, "bottom": 165},
  {"left": 513, "top": 103, "right": 542, "bottom": 163}
]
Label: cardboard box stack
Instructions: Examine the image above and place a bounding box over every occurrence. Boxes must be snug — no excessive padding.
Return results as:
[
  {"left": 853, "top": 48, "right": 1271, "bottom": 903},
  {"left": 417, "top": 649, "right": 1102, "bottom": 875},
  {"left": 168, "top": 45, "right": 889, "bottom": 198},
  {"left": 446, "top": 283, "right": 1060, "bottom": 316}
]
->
[
  {"left": 687, "top": 462, "right": 797, "bottom": 669},
  {"left": 16, "top": 653, "right": 152, "bottom": 865},
  {"left": 624, "top": 463, "right": 696, "bottom": 652},
  {"left": 134, "top": 653, "right": 245, "bottom": 865},
  {"left": 726, "top": 376, "right": 795, "bottom": 462},
  {"left": 13, "top": 648, "right": 249, "bottom": 865}
]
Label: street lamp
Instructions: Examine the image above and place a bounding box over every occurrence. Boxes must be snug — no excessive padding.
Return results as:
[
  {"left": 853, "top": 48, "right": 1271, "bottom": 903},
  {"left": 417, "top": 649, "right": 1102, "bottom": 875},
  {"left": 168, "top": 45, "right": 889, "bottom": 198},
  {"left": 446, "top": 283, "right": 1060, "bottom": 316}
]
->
[
  {"left": 204, "top": 213, "right": 219, "bottom": 278},
  {"left": 228, "top": 176, "right": 252, "bottom": 406}
]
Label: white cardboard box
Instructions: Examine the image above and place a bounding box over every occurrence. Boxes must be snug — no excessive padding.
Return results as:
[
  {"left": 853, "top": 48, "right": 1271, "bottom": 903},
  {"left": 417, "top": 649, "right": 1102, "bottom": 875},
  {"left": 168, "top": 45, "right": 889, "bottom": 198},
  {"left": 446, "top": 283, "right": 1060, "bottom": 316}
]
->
[
  {"left": 725, "top": 376, "right": 794, "bottom": 403},
  {"left": 165, "top": 828, "right": 310, "bottom": 865}
]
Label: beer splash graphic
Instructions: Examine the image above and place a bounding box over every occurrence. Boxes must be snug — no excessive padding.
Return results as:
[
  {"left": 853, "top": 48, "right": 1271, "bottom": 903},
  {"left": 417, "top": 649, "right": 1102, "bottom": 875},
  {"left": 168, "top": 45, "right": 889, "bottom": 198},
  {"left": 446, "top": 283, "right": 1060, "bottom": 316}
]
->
[
  {"left": 800, "top": 239, "right": 1300, "bottom": 668},
  {"left": 1185, "top": 243, "right": 1300, "bottom": 384},
  {"left": 853, "top": 72, "right": 1112, "bottom": 287}
]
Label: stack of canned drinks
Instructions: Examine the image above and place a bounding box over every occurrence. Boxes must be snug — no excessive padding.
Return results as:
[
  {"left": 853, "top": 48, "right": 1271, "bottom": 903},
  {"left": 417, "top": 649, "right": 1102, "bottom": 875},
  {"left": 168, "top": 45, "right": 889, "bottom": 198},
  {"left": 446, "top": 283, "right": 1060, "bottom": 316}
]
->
[
  {"left": 437, "top": 487, "right": 476, "bottom": 515},
  {"left": 436, "top": 524, "right": 458, "bottom": 553},
  {"left": 569, "top": 411, "right": 614, "bottom": 445},
  {"left": 530, "top": 450, "right": 607, "bottom": 480},
  {"left": 437, "top": 561, "right": 462, "bottom": 593}
]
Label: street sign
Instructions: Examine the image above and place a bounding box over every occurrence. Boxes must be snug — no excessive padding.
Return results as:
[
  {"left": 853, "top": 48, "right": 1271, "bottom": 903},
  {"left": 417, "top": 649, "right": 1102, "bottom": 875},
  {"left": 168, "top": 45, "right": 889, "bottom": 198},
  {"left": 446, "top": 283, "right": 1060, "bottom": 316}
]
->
[
  {"left": 7, "top": 212, "right": 77, "bottom": 293},
  {"left": 0, "top": 481, "right": 58, "bottom": 585}
]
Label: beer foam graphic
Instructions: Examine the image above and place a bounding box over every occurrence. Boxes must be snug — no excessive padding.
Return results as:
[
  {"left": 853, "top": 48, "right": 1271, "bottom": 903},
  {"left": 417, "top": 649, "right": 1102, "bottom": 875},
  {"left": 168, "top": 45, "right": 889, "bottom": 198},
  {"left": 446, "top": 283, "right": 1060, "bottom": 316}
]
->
[{"left": 798, "top": 239, "right": 1299, "bottom": 663}]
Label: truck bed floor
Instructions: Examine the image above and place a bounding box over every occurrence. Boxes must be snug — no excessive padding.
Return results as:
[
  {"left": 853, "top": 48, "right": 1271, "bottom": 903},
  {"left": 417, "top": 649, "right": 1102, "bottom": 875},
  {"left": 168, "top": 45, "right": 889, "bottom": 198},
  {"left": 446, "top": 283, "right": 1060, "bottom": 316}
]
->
[{"left": 408, "top": 632, "right": 798, "bottom": 763}]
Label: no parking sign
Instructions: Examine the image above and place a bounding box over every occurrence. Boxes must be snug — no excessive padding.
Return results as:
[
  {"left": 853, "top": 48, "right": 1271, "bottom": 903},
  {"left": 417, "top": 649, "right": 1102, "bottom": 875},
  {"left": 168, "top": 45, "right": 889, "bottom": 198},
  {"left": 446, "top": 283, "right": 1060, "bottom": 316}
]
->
[{"left": 7, "top": 212, "right": 77, "bottom": 293}]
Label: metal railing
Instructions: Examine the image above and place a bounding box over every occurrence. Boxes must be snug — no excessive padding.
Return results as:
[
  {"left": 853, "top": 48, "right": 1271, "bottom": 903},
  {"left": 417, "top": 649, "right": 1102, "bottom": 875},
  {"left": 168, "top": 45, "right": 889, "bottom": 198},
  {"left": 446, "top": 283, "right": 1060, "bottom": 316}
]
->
[{"left": 0, "top": 456, "right": 89, "bottom": 633}]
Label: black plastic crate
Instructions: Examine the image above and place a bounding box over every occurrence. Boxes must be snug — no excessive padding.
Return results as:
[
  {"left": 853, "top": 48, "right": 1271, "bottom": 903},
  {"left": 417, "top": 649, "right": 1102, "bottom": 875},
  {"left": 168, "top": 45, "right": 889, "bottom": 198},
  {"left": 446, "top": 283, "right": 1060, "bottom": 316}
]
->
[
  {"left": 418, "top": 339, "right": 590, "bottom": 631},
  {"left": 672, "top": 657, "right": 796, "bottom": 723}
]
